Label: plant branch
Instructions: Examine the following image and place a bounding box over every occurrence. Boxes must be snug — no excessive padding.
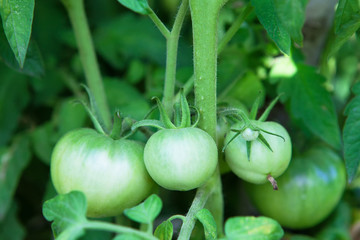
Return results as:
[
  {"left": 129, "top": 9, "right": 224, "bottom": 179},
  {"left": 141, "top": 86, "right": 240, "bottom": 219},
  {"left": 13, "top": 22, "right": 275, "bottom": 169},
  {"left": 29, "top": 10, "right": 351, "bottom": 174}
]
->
[
  {"left": 148, "top": 9, "right": 171, "bottom": 39},
  {"left": 218, "top": 3, "right": 253, "bottom": 53},
  {"left": 177, "top": 172, "right": 217, "bottom": 240},
  {"left": 162, "top": 0, "right": 190, "bottom": 115},
  {"left": 61, "top": 0, "right": 111, "bottom": 130},
  {"left": 85, "top": 221, "right": 157, "bottom": 240}
]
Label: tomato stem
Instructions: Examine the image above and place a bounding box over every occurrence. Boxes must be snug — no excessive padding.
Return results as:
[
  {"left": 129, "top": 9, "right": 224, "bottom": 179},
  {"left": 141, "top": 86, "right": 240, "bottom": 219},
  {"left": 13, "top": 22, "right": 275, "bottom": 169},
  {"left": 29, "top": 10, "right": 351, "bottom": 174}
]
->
[
  {"left": 84, "top": 221, "right": 157, "bottom": 240},
  {"left": 173, "top": 3, "right": 252, "bottom": 103},
  {"left": 61, "top": 0, "right": 112, "bottom": 130},
  {"left": 178, "top": 0, "right": 227, "bottom": 238},
  {"left": 162, "top": 0, "right": 189, "bottom": 116},
  {"left": 148, "top": 9, "right": 171, "bottom": 39},
  {"left": 267, "top": 174, "right": 278, "bottom": 190}
]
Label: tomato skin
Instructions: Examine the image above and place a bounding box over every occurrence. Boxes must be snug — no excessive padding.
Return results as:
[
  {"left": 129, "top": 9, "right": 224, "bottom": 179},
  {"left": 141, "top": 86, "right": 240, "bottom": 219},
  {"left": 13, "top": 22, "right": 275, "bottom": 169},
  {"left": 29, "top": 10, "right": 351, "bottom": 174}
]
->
[
  {"left": 225, "top": 121, "right": 292, "bottom": 184},
  {"left": 144, "top": 127, "right": 218, "bottom": 191},
  {"left": 247, "top": 147, "right": 346, "bottom": 229},
  {"left": 51, "top": 128, "right": 154, "bottom": 218}
]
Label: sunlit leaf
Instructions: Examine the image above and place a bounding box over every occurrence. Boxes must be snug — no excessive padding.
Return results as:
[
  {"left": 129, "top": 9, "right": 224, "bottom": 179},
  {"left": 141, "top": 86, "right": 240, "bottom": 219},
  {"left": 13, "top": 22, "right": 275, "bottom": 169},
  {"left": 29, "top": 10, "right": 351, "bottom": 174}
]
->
[
  {"left": 224, "top": 216, "right": 283, "bottom": 240},
  {"left": 43, "top": 191, "right": 88, "bottom": 240},
  {"left": 195, "top": 209, "right": 217, "bottom": 240},
  {"left": 124, "top": 194, "right": 162, "bottom": 224},
  {"left": 154, "top": 220, "right": 173, "bottom": 240}
]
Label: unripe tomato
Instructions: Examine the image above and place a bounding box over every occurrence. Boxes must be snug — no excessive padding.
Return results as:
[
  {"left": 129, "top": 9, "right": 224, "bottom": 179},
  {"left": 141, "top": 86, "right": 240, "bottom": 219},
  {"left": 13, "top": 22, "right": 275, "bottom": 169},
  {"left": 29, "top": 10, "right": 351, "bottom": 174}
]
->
[
  {"left": 144, "top": 127, "right": 218, "bottom": 191},
  {"left": 247, "top": 147, "right": 346, "bottom": 229},
  {"left": 225, "top": 121, "right": 291, "bottom": 184},
  {"left": 51, "top": 128, "right": 154, "bottom": 218}
]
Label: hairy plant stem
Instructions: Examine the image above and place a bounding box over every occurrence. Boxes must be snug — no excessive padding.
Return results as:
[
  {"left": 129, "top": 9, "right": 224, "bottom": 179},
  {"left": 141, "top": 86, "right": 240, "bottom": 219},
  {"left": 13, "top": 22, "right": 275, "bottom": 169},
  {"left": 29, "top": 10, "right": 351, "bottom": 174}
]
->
[
  {"left": 62, "top": 0, "right": 111, "bottom": 130},
  {"left": 178, "top": 0, "right": 227, "bottom": 239},
  {"left": 149, "top": 9, "right": 171, "bottom": 39},
  {"left": 174, "top": 3, "right": 252, "bottom": 102},
  {"left": 85, "top": 221, "right": 157, "bottom": 240},
  {"left": 162, "top": 0, "right": 189, "bottom": 115}
]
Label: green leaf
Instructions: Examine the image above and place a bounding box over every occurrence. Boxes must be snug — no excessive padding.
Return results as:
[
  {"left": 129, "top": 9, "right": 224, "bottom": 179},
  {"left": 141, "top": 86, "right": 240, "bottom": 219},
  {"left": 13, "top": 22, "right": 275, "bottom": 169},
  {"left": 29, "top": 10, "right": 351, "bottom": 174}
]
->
[
  {"left": 195, "top": 209, "right": 217, "bottom": 240},
  {"left": 0, "top": 66, "right": 29, "bottom": 146},
  {"left": 116, "top": 0, "right": 151, "bottom": 15},
  {"left": 0, "top": 204, "right": 25, "bottom": 240},
  {"left": 0, "top": 29, "right": 45, "bottom": 78},
  {"left": 330, "top": 0, "right": 360, "bottom": 56},
  {"left": 0, "top": 135, "right": 31, "bottom": 220},
  {"left": 330, "top": 14, "right": 360, "bottom": 57},
  {"left": 154, "top": 220, "right": 173, "bottom": 240},
  {"left": 43, "top": 191, "right": 88, "bottom": 240},
  {"left": 0, "top": 0, "right": 35, "bottom": 67},
  {"left": 343, "top": 82, "right": 360, "bottom": 182},
  {"left": 274, "top": 0, "right": 307, "bottom": 46},
  {"left": 124, "top": 194, "right": 162, "bottom": 224},
  {"left": 250, "top": 0, "right": 307, "bottom": 53},
  {"left": 250, "top": 0, "right": 291, "bottom": 54},
  {"left": 334, "top": 0, "right": 360, "bottom": 33},
  {"left": 279, "top": 64, "right": 341, "bottom": 149},
  {"left": 224, "top": 216, "right": 284, "bottom": 240}
]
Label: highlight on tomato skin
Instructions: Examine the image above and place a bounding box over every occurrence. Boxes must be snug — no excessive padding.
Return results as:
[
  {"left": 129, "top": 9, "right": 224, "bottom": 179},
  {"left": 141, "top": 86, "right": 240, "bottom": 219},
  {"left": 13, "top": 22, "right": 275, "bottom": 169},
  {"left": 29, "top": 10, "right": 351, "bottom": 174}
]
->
[
  {"left": 144, "top": 127, "right": 218, "bottom": 191},
  {"left": 50, "top": 128, "right": 155, "bottom": 218},
  {"left": 246, "top": 147, "right": 347, "bottom": 230},
  {"left": 224, "top": 120, "right": 292, "bottom": 186}
]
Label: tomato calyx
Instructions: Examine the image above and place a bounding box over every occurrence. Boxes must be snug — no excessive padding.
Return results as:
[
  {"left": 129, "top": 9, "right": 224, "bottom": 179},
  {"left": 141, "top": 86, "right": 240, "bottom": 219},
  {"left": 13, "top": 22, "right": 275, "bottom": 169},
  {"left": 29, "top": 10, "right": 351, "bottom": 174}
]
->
[
  {"left": 220, "top": 95, "right": 285, "bottom": 161},
  {"left": 76, "top": 84, "right": 136, "bottom": 140},
  {"left": 132, "top": 89, "right": 200, "bottom": 131}
]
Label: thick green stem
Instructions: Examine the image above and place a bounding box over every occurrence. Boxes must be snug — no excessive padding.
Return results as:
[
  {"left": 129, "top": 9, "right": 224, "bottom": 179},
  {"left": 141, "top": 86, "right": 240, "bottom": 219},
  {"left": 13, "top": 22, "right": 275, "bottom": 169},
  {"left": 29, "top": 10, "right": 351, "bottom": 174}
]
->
[
  {"left": 178, "top": 0, "right": 227, "bottom": 239},
  {"left": 174, "top": 2, "right": 250, "bottom": 102},
  {"left": 162, "top": 0, "right": 189, "bottom": 115},
  {"left": 62, "top": 0, "right": 111, "bottom": 130},
  {"left": 85, "top": 221, "right": 157, "bottom": 240}
]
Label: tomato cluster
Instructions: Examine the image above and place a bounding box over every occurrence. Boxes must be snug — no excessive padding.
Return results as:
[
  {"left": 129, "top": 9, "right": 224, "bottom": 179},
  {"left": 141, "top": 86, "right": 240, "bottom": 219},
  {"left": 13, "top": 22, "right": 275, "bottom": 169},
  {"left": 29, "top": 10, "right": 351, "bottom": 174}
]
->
[{"left": 50, "top": 94, "right": 218, "bottom": 217}]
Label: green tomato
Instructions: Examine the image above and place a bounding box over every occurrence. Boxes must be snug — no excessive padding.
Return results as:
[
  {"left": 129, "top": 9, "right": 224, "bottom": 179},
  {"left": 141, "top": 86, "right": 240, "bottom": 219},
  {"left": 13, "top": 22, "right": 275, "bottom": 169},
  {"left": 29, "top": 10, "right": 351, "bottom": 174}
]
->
[
  {"left": 144, "top": 127, "right": 218, "bottom": 191},
  {"left": 51, "top": 128, "right": 154, "bottom": 218},
  {"left": 247, "top": 147, "right": 346, "bottom": 229},
  {"left": 225, "top": 121, "right": 292, "bottom": 184}
]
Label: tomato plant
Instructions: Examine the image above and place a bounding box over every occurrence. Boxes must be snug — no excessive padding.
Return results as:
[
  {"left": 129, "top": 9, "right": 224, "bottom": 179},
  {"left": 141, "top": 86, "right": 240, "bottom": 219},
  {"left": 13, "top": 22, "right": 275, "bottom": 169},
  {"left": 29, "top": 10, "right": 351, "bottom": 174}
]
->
[
  {"left": 51, "top": 128, "right": 154, "bottom": 217},
  {"left": 0, "top": 0, "right": 359, "bottom": 239},
  {"left": 247, "top": 147, "right": 346, "bottom": 229}
]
